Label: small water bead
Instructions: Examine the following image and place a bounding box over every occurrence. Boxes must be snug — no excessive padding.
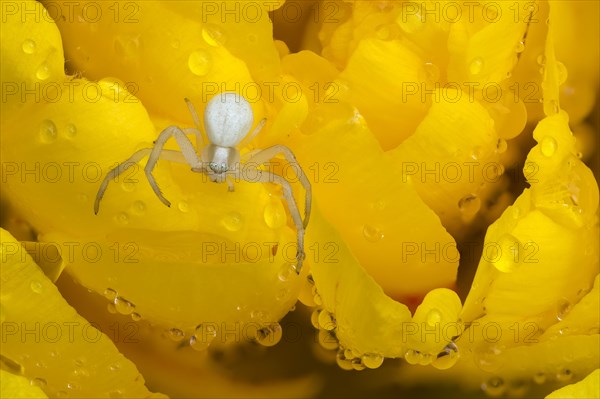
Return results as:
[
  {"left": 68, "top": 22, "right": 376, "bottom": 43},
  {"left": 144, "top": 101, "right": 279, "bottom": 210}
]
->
[
  {"left": 114, "top": 296, "right": 136, "bottom": 315},
  {"left": 469, "top": 58, "right": 484, "bottom": 75},
  {"left": 344, "top": 348, "right": 356, "bottom": 359},
  {"left": 177, "top": 200, "right": 190, "bottom": 213},
  {"left": 556, "top": 298, "right": 572, "bottom": 321},
  {"left": 539, "top": 136, "right": 558, "bottom": 158},
  {"left": 492, "top": 234, "right": 522, "bottom": 273},
  {"left": 361, "top": 353, "right": 384, "bottom": 369},
  {"left": 114, "top": 212, "right": 129, "bottom": 226},
  {"left": 104, "top": 288, "right": 117, "bottom": 301},
  {"left": 362, "top": 224, "right": 383, "bottom": 242},
  {"left": 278, "top": 263, "right": 296, "bottom": 282},
  {"left": 121, "top": 180, "right": 136, "bottom": 192},
  {"left": 39, "top": 120, "right": 58, "bottom": 143},
  {"left": 67, "top": 382, "right": 80, "bottom": 390},
  {"left": 404, "top": 349, "right": 422, "bottom": 365},
  {"left": 311, "top": 309, "right": 321, "bottom": 328},
  {"left": 30, "top": 377, "right": 47, "bottom": 387},
  {"left": 167, "top": 328, "right": 185, "bottom": 342},
  {"left": 458, "top": 194, "right": 481, "bottom": 216},
  {"left": 276, "top": 287, "right": 290, "bottom": 301},
  {"left": 431, "top": 342, "right": 459, "bottom": 370},
  {"left": 426, "top": 309, "right": 442, "bottom": 326},
  {"left": 131, "top": 201, "right": 146, "bottom": 215},
  {"left": 351, "top": 358, "right": 366, "bottom": 371},
  {"left": 65, "top": 123, "right": 77, "bottom": 138},
  {"left": 336, "top": 351, "right": 354, "bottom": 370},
  {"left": 313, "top": 293, "right": 323, "bottom": 306},
  {"left": 418, "top": 353, "right": 432, "bottom": 366},
  {"left": 545, "top": 99, "right": 560, "bottom": 116},
  {"left": 264, "top": 201, "right": 286, "bottom": 229},
  {"left": 533, "top": 371, "right": 546, "bottom": 384},
  {"left": 536, "top": 54, "right": 546, "bottom": 66},
  {"left": 202, "top": 25, "right": 226, "bottom": 47},
  {"left": 36, "top": 63, "right": 50, "bottom": 80},
  {"left": 515, "top": 41, "right": 525, "bottom": 53},
  {"left": 107, "top": 303, "right": 117, "bottom": 314},
  {"left": 556, "top": 61, "right": 568, "bottom": 85},
  {"left": 482, "top": 376, "right": 505, "bottom": 397},
  {"left": 30, "top": 280, "right": 43, "bottom": 294},
  {"left": 556, "top": 368, "right": 573, "bottom": 382},
  {"left": 256, "top": 323, "right": 283, "bottom": 347},
  {"left": 109, "top": 363, "right": 121, "bottom": 372},
  {"left": 318, "top": 329, "right": 339, "bottom": 350},
  {"left": 318, "top": 310, "right": 336, "bottom": 331},
  {"left": 22, "top": 39, "right": 36, "bottom": 54},
  {"left": 188, "top": 50, "right": 212, "bottom": 77},
  {"left": 496, "top": 138, "right": 508, "bottom": 154},
  {"left": 222, "top": 212, "right": 243, "bottom": 232}
]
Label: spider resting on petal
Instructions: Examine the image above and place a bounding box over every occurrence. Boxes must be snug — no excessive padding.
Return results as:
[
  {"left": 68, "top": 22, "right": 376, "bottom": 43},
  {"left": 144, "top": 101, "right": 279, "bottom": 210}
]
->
[{"left": 94, "top": 92, "right": 311, "bottom": 272}]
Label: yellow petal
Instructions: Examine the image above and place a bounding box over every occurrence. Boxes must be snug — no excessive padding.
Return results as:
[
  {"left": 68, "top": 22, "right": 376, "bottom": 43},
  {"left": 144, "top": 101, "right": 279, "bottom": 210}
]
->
[
  {"left": 546, "top": 369, "right": 600, "bottom": 399},
  {"left": 0, "top": 229, "right": 163, "bottom": 398},
  {"left": 44, "top": 0, "right": 278, "bottom": 122},
  {"left": 0, "top": 369, "right": 48, "bottom": 399},
  {"left": 289, "top": 102, "right": 458, "bottom": 299},
  {"left": 388, "top": 87, "right": 499, "bottom": 236}
]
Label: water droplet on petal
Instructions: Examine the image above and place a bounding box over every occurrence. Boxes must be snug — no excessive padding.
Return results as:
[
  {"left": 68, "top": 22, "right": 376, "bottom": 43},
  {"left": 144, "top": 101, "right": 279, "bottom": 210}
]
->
[
  {"left": 318, "top": 310, "right": 336, "bottom": 331},
  {"left": 492, "top": 234, "right": 522, "bottom": 273},
  {"left": 264, "top": 201, "right": 286, "bottom": 229},
  {"left": 114, "top": 296, "right": 136, "bottom": 315},
  {"left": 318, "top": 329, "right": 338, "bottom": 350},
  {"left": 30, "top": 280, "right": 43, "bottom": 294},
  {"left": 222, "top": 212, "right": 243, "bottom": 231},
  {"left": 177, "top": 200, "right": 190, "bottom": 213},
  {"left": 22, "top": 39, "right": 36, "bottom": 54},
  {"left": 458, "top": 194, "right": 481, "bottom": 216},
  {"left": 482, "top": 376, "right": 505, "bottom": 396},
  {"left": 188, "top": 50, "right": 212, "bottom": 76},
  {"left": 556, "top": 61, "right": 568, "bottom": 85},
  {"left": 556, "top": 298, "right": 572, "bottom": 321},
  {"left": 540, "top": 136, "right": 557, "bottom": 157},
  {"left": 256, "top": 323, "right": 283, "bottom": 347},
  {"left": 556, "top": 368, "right": 573, "bottom": 382},
  {"left": 533, "top": 371, "right": 546, "bottom": 384},
  {"left": 65, "top": 123, "right": 77, "bottom": 138},
  {"left": 30, "top": 377, "right": 46, "bottom": 387},
  {"left": 426, "top": 309, "right": 442, "bottom": 326},
  {"left": 167, "top": 328, "right": 185, "bottom": 342},
  {"left": 404, "top": 349, "right": 422, "bottom": 365},
  {"left": 432, "top": 342, "right": 459, "bottom": 370},
  {"left": 496, "top": 138, "right": 507, "bottom": 154},
  {"left": 336, "top": 351, "right": 354, "bottom": 370},
  {"left": 515, "top": 41, "right": 525, "bottom": 53},
  {"left": 104, "top": 288, "right": 117, "bottom": 301},
  {"left": 202, "top": 25, "right": 226, "bottom": 47},
  {"left": 36, "top": 63, "right": 50, "bottom": 80},
  {"left": 39, "top": 120, "right": 58, "bottom": 143},
  {"left": 362, "top": 224, "right": 383, "bottom": 242},
  {"left": 361, "top": 353, "right": 384, "bottom": 369},
  {"left": 131, "top": 312, "right": 142, "bottom": 321},
  {"left": 114, "top": 212, "right": 129, "bottom": 226},
  {"left": 469, "top": 58, "right": 484, "bottom": 75},
  {"left": 132, "top": 201, "right": 146, "bottom": 215}
]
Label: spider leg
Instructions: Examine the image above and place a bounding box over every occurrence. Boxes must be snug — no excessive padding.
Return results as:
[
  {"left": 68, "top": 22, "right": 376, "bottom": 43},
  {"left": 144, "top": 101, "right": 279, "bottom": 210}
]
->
[
  {"left": 246, "top": 145, "right": 312, "bottom": 229},
  {"left": 184, "top": 98, "right": 206, "bottom": 148},
  {"left": 94, "top": 148, "right": 187, "bottom": 214},
  {"left": 238, "top": 169, "right": 305, "bottom": 274},
  {"left": 238, "top": 118, "right": 266, "bottom": 149},
  {"left": 145, "top": 126, "right": 201, "bottom": 207}
]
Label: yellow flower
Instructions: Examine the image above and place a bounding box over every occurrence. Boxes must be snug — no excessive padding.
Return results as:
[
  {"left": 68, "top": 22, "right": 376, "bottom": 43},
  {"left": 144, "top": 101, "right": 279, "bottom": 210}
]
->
[{"left": 1, "top": 0, "right": 598, "bottom": 398}]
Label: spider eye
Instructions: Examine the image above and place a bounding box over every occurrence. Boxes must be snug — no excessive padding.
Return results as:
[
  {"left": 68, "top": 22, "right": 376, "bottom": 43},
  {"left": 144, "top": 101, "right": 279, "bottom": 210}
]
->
[{"left": 209, "top": 162, "right": 228, "bottom": 173}]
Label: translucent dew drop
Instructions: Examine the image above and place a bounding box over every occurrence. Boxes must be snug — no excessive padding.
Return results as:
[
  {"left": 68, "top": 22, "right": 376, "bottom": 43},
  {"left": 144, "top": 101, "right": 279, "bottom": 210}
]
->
[
  {"left": 30, "top": 280, "right": 43, "bottom": 294},
  {"left": 256, "top": 323, "right": 283, "bottom": 347},
  {"left": 492, "top": 234, "right": 521, "bottom": 273},
  {"left": 278, "top": 263, "right": 296, "bottom": 282},
  {"left": 114, "top": 296, "right": 136, "bottom": 315},
  {"left": 114, "top": 212, "right": 129, "bottom": 226},
  {"left": 344, "top": 348, "right": 356, "bottom": 359},
  {"left": 188, "top": 50, "right": 212, "bottom": 76},
  {"left": 310, "top": 309, "right": 321, "bottom": 328},
  {"left": 458, "top": 194, "right": 481, "bottom": 216},
  {"left": 336, "top": 351, "right": 354, "bottom": 370},
  {"left": 30, "top": 377, "right": 46, "bottom": 387},
  {"left": 533, "top": 371, "right": 546, "bottom": 384},
  {"left": 404, "top": 349, "right": 422, "bottom": 365},
  {"left": 131, "top": 201, "right": 146, "bottom": 215},
  {"left": 103, "top": 288, "right": 117, "bottom": 302},
  {"left": 482, "top": 376, "right": 505, "bottom": 396},
  {"left": 202, "top": 25, "right": 226, "bottom": 47},
  {"left": 515, "top": 41, "right": 525, "bottom": 53},
  {"left": 222, "top": 212, "right": 243, "bottom": 232},
  {"left": 556, "top": 298, "right": 572, "bottom": 321},
  {"left": 65, "top": 123, "right": 77, "bottom": 138},
  {"left": 496, "top": 138, "right": 507, "bottom": 154},
  {"left": 39, "top": 120, "right": 58, "bottom": 143},
  {"left": 361, "top": 353, "right": 384, "bottom": 369},
  {"left": 469, "top": 58, "right": 484, "bottom": 75},
  {"left": 556, "top": 61, "right": 568, "bottom": 85},
  {"left": 264, "top": 201, "right": 286, "bottom": 229},
  {"left": 556, "top": 368, "right": 573, "bottom": 382},
  {"left": 352, "top": 358, "right": 366, "bottom": 371},
  {"left": 318, "top": 310, "right": 336, "bottom": 331},
  {"left": 131, "top": 312, "right": 142, "bottom": 321},
  {"left": 22, "top": 39, "right": 36, "bottom": 54},
  {"left": 431, "top": 342, "right": 459, "bottom": 370},
  {"left": 177, "top": 200, "right": 190, "bottom": 213},
  {"left": 540, "top": 136, "right": 558, "bottom": 157},
  {"left": 426, "top": 309, "right": 442, "bottom": 326},
  {"left": 362, "top": 224, "right": 383, "bottom": 242},
  {"left": 318, "top": 329, "right": 338, "bottom": 350},
  {"left": 167, "top": 328, "right": 185, "bottom": 342},
  {"left": 36, "top": 63, "right": 50, "bottom": 80}
]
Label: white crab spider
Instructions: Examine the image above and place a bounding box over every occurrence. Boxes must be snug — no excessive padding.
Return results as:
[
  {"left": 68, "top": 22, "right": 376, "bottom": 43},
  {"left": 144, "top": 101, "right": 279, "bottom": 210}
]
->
[{"left": 94, "top": 92, "right": 311, "bottom": 272}]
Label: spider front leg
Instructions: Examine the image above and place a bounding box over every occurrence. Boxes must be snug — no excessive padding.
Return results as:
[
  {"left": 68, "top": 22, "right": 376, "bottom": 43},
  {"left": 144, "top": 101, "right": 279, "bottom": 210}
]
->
[
  {"left": 144, "top": 125, "right": 201, "bottom": 207},
  {"left": 237, "top": 169, "right": 306, "bottom": 273},
  {"left": 246, "top": 145, "right": 312, "bottom": 228},
  {"left": 94, "top": 148, "right": 187, "bottom": 214}
]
